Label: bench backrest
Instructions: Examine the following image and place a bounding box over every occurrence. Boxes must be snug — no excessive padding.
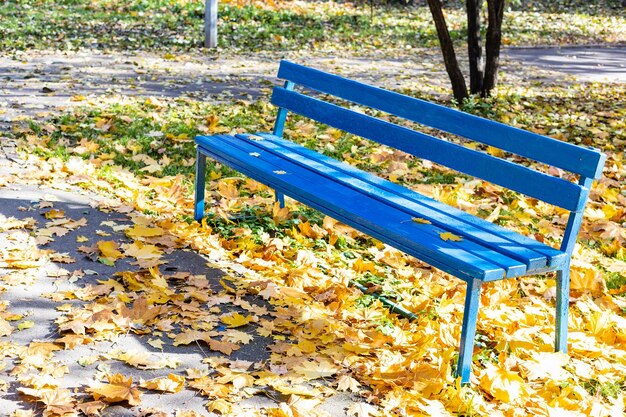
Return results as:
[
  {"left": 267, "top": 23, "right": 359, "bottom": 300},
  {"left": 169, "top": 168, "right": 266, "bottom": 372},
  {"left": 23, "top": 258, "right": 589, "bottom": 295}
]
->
[{"left": 270, "top": 60, "right": 606, "bottom": 216}]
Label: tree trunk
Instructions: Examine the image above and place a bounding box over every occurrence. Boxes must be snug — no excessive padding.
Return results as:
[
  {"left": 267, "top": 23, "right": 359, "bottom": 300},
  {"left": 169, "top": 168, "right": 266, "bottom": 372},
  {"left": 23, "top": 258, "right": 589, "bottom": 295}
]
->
[
  {"left": 426, "top": 0, "right": 468, "bottom": 103},
  {"left": 482, "top": 0, "right": 505, "bottom": 96},
  {"left": 466, "top": 0, "right": 483, "bottom": 95}
]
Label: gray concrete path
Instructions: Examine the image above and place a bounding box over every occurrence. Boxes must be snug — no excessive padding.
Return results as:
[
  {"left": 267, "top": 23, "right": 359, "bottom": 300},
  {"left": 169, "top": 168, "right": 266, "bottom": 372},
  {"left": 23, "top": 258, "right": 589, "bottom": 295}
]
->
[
  {"left": 505, "top": 45, "right": 626, "bottom": 82},
  {"left": 2, "top": 46, "right": 624, "bottom": 127}
]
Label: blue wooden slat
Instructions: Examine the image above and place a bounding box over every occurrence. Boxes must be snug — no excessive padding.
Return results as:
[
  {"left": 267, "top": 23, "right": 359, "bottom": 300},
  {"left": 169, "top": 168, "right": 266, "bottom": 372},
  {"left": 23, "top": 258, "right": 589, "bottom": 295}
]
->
[
  {"left": 218, "top": 135, "right": 528, "bottom": 277},
  {"left": 237, "top": 135, "right": 547, "bottom": 270},
  {"left": 254, "top": 132, "right": 568, "bottom": 269},
  {"left": 277, "top": 60, "right": 606, "bottom": 179},
  {"left": 273, "top": 81, "right": 295, "bottom": 137},
  {"left": 196, "top": 135, "right": 506, "bottom": 281},
  {"left": 246, "top": 133, "right": 567, "bottom": 269},
  {"left": 271, "top": 87, "right": 586, "bottom": 212}
]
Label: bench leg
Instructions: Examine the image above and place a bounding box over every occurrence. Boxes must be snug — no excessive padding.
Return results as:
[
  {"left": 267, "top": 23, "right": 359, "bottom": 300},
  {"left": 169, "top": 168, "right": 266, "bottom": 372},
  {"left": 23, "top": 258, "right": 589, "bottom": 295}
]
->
[
  {"left": 457, "top": 278, "right": 482, "bottom": 385},
  {"left": 194, "top": 151, "right": 207, "bottom": 222},
  {"left": 555, "top": 268, "right": 570, "bottom": 353},
  {"left": 275, "top": 191, "right": 285, "bottom": 208}
]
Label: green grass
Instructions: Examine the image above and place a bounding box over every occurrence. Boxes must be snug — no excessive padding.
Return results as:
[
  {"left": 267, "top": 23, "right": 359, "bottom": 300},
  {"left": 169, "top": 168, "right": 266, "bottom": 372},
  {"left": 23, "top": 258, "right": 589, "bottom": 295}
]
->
[{"left": 0, "top": 0, "right": 623, "bottom": 54}]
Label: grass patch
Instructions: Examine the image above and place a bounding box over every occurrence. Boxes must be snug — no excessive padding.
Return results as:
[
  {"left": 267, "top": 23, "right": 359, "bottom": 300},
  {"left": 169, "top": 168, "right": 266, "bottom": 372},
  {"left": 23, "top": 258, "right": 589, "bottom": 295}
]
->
[{"left": 0, "top": 0, "right": 623, "bottom": 53}]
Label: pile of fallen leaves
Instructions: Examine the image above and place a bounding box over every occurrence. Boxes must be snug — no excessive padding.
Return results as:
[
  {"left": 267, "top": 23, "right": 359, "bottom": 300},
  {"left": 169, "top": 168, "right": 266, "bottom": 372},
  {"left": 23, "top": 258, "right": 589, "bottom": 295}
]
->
[{"left": 1, "top": 78, "right": 625, "bottom": 415}]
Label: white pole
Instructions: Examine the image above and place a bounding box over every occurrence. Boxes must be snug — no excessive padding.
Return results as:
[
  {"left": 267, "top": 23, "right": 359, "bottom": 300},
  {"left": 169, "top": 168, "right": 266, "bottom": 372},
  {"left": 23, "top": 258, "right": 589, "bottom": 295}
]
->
[{"left": 205, "top": 0, "right": 217, "bottom": 48}]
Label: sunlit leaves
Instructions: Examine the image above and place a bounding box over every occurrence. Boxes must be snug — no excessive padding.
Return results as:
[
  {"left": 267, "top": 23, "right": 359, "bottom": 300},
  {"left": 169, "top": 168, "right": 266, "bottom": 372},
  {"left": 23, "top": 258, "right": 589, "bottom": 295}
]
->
[
  {"left": 140, "top": 374, "right": 185, "bottom": 393},
  {"left": 293, "top": 360, "right": 340, "bottom": 380},
  {"left": 479, "top": 364, "right": 527, "bottom": 403},
  {"left": 439, "top": 232, "right": 463, "bottom": 242},
  {"left": 221, "top": 313, "right": 253, "bottom": 328},
  {"left": 87, "top": 373, "right": 142, "bottom": 405},
  {"left": 97, "top": 240, "right": 124, "bottom": 264}
]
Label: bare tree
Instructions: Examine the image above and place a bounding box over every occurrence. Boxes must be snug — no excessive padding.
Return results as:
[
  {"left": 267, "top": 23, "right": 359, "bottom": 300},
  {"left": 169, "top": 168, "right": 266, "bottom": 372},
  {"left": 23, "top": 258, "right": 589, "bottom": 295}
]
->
[{"left": 426, "top": 0, "right": 506, "bottom": 102}]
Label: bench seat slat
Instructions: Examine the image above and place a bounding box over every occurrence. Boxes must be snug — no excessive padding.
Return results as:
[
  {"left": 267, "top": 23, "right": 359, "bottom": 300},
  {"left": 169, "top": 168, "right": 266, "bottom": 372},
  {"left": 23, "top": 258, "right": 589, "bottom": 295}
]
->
[
  {"left": 277, "top": 60, "right": 606, "bottom": 179},
  {"left": 271, "top": 87, "right": 587, "bottom": 212},
  {"left": 240, "top": 133, "right": 567, "bottom": 271},
  {"left": 196, "top": 134, "right": 541, "bottom": 281},
  {"left": 220, "top": 135, "right": 531, "bottom": 277},
  {"left": 198, "top": 137, "right": 506, "bottom": 281}
]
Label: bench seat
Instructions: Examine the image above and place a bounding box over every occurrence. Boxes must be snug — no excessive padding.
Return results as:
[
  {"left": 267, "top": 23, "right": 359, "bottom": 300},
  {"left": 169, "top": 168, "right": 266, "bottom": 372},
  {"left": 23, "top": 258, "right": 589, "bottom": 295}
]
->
[{"left": 196, "top": 132, "right": 568, "bottom": 282}]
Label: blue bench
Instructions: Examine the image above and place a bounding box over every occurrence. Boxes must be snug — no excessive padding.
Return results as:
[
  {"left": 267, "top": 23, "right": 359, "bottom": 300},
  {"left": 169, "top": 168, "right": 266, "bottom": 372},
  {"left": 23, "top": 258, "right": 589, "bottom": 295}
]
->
[{"left": 193, "top": 60, "right": 606, "bottom": 384}]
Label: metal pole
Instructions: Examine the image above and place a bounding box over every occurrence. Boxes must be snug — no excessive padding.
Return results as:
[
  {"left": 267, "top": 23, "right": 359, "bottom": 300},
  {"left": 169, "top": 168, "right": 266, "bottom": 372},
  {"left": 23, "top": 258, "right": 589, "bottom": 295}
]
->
[{"left": 205, "top": 0, "right": 218, "bottom": 48}]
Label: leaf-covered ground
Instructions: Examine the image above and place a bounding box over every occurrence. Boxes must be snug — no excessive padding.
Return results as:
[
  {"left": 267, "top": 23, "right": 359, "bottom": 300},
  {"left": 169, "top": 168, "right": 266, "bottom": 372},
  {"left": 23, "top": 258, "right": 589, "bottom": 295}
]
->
[
  {"left": 1, "top": 0, "right": 626, "bottom": 416},
  {"left": 1, "top": 0, "right": 625, "bottom": 54}
]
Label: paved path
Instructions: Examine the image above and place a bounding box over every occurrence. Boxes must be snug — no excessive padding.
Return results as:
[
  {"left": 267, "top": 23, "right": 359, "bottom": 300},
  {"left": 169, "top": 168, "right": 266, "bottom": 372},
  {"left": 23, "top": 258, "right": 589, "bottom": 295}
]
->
[
  {"left": 505, "top": 45, "right": 626, "bottom": 82},
  {"left": 2, "top": 46, "right": 623, "bottom": 127}
]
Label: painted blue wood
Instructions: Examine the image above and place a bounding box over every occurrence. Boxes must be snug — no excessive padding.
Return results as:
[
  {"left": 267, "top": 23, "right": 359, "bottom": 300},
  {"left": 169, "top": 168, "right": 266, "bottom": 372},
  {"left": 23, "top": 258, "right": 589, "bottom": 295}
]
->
[
  {"left": 553, "top": 177, "right": 593, "bottom": 354},
  {"left": 275, "top": 191, "right": 285, "bottom": 208},
  {"left": 236, "top": 133, "right": 569, "bottom": 274},
  {"left": 219, "top": 134, "right": 529, "bottom": 277},
  {"left": 194, "top": 150, "right": 207, "bottom": 222},
  {"left": 271, "top": 87, "right": 586, "bottom": 212},
  {"left": 272, "top": 81, "right": 295, "bottom": 138},
  {"left": 277, "top": 60, "right": 606, "bottom": 179},
  {"left": 197, "top": 135, "right": 508, "bottom": 281},
  {"left": 458, "top": 278, "right": 482, "bottom": 385},
  {"left": 272, "top": 81, "right": 294, "bottom": 209},
  {"left": 555, "top": 265, "right": 570, "bottom": 353},
  {"left": 254, "top": 133, "right": 568, "bottom": 269},
  {"left": 560, "top": 177, "right": 594, "bottom": 254}
]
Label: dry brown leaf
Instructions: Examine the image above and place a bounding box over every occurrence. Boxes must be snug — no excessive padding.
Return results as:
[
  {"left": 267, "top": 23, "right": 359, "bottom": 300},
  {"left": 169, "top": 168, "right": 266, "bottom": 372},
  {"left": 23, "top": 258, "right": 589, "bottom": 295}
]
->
[
  {"left": 87, "top": 373, "right": 142, "bottom": 406},
  {"left": 140, "top": 374, "right": 185, "bottom": 393}
]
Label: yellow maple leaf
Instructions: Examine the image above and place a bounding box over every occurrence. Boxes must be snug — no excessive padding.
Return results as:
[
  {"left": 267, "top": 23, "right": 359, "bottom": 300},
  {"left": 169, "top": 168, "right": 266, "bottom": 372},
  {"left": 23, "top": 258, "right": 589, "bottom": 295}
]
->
[
  {"left": 87, "top": 373, "right": 142, "bottom": 406},
  {"left": 0, "top": 318, "right": 12, "bottom": 337},
  {"left": 439, "top": 232, "right": 463, "bottom": 242},
  {"left": 123, "top": 241, "right": 162, "bottom": 260},
  {"left": 336, "top": 375, "right": 361, "bottom": 392},
  {"left": 208, "top": 339, "right": 240, "bottom": 355},
  {"left": 520, "top": 352, "right": 570, "bottom": 381},
  {"left": 293, "top": 360, "right": 339, "bottom": 380},
  {"left": 175, "top": 411, "right": 205, "bottom": 417},
  {"left": 173, "top": 330, "right": 211, "bottom": 346},
  {"left": 222, "top": 329, "right": 254, "bottom": 345},
  {"left": 411, "top": 217, "right": 432, "bottom": 224},
  {"left": 147, "top": 338, "right": 165, "bottom": 350},
  {"left": 97, "top": 240, "right": 124, "bottom": 261},
  {"left": 207, "top": 399, "right": 231, "bottom": 415},
  {"left": 126, "top": 224, "right": 164, "bottom": 239},
  {"left": 40, "top": 388, "right": 76, "bottom": 415},
  {"left": 44, "top": 209, "right": 65, "bottom": 219},
  {"left": 76, "top": 235, "right": 89, "bottom": 243},
  {"left": 347, "top": 402, "right": 378, "bottom": 417},
  {"left": 221, "top": 313, "right": 252, "bottom": 328},
  {"left": 17, "top": 320, "right": 34, "bottom": 331},
  {"left": 479, "top": 364, "right": 526, "bottom": 403},
  {"left": 140, "top": 374, "right": 185, "bottom": 393},
  {"left": 76, "top": 401, "right": 106, "bottom": 416}
]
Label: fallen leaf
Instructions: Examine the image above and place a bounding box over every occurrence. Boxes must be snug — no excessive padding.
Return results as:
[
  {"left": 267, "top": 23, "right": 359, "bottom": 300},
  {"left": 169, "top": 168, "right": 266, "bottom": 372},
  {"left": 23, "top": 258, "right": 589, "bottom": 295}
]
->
[
  {"left": 440, "top": 232, "right": 462, "bottom": 241},
  {"left": 140, "top": 374, "right": 185, "bottom": 393},
  {"left": 87, "top": 373, "right": 142, "bottom": 406}
]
